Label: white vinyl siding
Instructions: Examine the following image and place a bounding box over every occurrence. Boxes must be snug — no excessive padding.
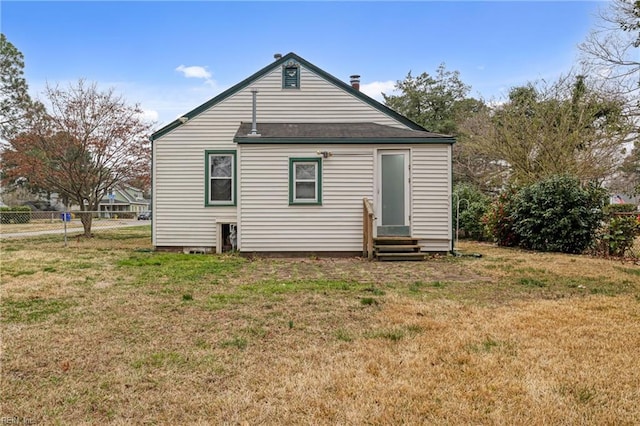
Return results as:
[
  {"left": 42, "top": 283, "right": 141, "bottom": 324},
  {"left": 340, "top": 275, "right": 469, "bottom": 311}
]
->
[
  {"left": 411, "top": 145, "right": 452, "bottom": 252},
  {"left": 153, "top": 63, "right": 408, "bottom": 248},
  {"left": 240, "top": 145, "right": 373, "bottom": 252}
]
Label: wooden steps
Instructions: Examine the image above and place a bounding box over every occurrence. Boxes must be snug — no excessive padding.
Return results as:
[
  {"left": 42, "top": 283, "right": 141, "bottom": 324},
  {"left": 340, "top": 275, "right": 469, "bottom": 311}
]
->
[{"left": 374, "top": 237, "right": 426, "bottom": 261}]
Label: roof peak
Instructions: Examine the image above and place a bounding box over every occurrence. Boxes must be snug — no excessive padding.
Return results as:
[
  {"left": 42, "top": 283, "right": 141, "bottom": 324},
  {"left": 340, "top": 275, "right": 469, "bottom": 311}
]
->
[{"left": 151, "top": 53, "right": 428, "bottom": 141}]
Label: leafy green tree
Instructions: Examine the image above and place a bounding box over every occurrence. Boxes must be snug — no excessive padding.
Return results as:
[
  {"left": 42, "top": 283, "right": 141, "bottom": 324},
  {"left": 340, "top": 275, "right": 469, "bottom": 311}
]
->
[
  {"left": 0, "top": 34, "right": 43, "bottom": 141},
  {"left": 382, "top": 64, "right": 492, "bottom": 186},
  {"left": 383, "top": 64, "right": 473, "bottom": 135}
]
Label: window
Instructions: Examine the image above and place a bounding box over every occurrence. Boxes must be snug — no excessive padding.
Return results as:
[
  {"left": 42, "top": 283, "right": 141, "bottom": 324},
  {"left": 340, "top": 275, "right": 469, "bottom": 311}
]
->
[
  {"left": 205, "top": 150, "right": 236, "bottom": 206},
  {"left": 289, "top": 158, "right": 322, "bottom": 205},
  {"left": 282, "top": 60, "right": 300, "bottom": 89}
]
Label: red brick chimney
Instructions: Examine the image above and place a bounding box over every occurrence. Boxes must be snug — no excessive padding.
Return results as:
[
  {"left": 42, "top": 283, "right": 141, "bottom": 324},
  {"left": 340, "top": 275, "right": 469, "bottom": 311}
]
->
[{"left": 350, "top": 75, "right": 360, "bottom": 91}]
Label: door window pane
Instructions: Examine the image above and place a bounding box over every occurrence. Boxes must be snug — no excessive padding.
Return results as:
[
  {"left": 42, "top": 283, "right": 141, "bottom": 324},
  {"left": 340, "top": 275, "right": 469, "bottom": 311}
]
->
[{"left": 381, "top": 154, "right": 405, "bottom": 226}]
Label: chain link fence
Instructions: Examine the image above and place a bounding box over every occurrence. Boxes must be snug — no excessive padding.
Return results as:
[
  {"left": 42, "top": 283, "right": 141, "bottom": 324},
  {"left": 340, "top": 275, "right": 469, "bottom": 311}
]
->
[{"left": 0, "top": 210, "right": 151, "bottom": 242}]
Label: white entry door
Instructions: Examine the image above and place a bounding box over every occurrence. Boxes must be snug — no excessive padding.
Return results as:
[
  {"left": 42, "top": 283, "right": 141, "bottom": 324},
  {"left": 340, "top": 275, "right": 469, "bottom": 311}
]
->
[{"left": 376, "top": 150, "right": 410, "bottom": 236}]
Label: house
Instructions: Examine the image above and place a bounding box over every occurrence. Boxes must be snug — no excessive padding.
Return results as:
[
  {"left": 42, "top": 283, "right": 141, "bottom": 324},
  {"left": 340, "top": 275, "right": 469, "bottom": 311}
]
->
[
  {"left": 610, "top": 193, "right": 640, "bottom": 206},
  {"left": 150, "top": 53, "right": 455, "bottom": 257},
  {"left": 99, "top": 185, "right": 150, "bottom": 216}
]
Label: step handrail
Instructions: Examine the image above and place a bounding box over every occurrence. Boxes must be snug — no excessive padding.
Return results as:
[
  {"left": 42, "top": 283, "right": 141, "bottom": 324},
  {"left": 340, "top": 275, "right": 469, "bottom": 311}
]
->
[{"left": 362, "top": 198, "right": 375, "bottom": 259}]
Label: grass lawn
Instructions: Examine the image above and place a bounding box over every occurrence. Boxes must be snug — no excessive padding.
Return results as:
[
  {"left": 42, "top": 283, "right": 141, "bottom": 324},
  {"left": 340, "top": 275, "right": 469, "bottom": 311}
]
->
[{"left": 2, "top": 227, "right": 639, "bottom": 424}]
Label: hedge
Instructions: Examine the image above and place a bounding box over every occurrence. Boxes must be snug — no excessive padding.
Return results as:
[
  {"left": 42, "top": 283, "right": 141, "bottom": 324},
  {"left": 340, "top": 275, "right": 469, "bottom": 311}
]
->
[{"left": 0, "top": 206, "right": 32, "bottom": 224}]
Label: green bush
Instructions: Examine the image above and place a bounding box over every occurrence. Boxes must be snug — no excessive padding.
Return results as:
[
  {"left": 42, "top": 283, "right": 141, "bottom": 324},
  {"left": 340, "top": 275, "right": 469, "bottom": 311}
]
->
[
  {"left": 604, "top": 203, "right": 637, "bottom": 215},
  {"left": 511, "top": 175, "right": 606, "bottom": 254},
  {"left": 453, "top": 183, "right": 490, "bottom": 241},
  {"left": 602, "top": 215, "right": 640, "bottom": 257},
  {"left": 483, "top": 186, "right": 520, "bottom": 247},
  {"left": 0, "top": 206, "right": 32, "bottom": 224}
]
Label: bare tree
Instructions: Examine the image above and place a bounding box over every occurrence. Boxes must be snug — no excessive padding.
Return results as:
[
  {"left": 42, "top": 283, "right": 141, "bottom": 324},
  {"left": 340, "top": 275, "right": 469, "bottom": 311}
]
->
[
  {"left": 1, "top": 80, "right": 152, "bottom": 236},
  {"left": 579, "top": 0, "right": 639, "bottom": 119},
  {"left": 460, "top": 74, "right": 634, "bottom": 187}
]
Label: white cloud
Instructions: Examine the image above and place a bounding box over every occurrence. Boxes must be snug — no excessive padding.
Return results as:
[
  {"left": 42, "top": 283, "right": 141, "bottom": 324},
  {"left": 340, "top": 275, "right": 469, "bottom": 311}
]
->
[
  {"left": 486, "top": 99, "right": 506, "bottom": 108},
  {"left": 140, "top": 109, "right": 159, "bottom": 123},
  {"left": 175, "top": 65, "right": 212, "bottom": 79},
  {"left": 175, "top": 64, "right": 219, "bottom": 92},
  {"left": 596, "top": 66, "right": 612, "bottom": 79},
  {"left": 359, "top": 80, "right": 397, "bottom": 102}
]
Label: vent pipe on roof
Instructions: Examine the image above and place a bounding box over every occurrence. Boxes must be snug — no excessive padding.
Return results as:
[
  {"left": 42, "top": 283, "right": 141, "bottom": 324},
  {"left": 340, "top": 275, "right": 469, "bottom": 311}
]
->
[
  {"left": 248, "top": 88, "right": 261, "bottom": 137},
  {"left": 350, "top": 75, "right": 361, "bottom": 91}
]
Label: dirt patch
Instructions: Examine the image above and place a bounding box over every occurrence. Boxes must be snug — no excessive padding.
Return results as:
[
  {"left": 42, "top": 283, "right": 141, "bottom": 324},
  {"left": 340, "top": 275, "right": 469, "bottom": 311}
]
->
[{"left": 232, "top": 256, "right": 489, "bottom": 286}]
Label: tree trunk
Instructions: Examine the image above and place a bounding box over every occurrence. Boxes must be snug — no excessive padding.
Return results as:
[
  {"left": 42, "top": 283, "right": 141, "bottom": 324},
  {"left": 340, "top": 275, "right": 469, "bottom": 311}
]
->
[{"left": 80, "top": 211, "right": 93, "bottom": 238}]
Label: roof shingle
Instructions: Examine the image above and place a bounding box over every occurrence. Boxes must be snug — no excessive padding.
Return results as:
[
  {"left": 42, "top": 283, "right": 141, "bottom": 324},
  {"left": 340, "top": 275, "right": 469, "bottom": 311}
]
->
[{"left": 234, "top": 122, "right": 454, "bottom": 144}]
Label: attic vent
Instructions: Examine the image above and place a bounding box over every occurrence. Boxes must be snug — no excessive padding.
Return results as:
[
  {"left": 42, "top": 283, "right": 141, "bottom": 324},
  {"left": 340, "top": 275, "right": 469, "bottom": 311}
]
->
[{"left": 282, "top": 59, "right": 300, "bottom": 89}]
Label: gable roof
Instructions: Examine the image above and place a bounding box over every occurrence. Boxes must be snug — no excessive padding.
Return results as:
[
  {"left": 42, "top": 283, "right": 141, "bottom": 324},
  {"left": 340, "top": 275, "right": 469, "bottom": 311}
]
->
[
  {"left": 99, "top": 185, "right": 149, "bottom": 205},
  {"left": 150, "top": 52, "right": 430, "bottom": 141},
  {"left": 234, "top": 122, "right": 455, "bottom": 144}
]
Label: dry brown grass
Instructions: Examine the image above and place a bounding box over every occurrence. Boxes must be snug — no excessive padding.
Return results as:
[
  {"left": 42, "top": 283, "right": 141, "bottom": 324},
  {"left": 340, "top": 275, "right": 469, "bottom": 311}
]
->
[{"left": 2, "top": 231, "right": 639, "bottom": 424}]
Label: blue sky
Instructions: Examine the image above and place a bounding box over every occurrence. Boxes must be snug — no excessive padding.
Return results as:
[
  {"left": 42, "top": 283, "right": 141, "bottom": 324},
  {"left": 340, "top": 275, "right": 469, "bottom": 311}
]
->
[{"left": 2, "top": 1, "right": 604, "bottom": 128}]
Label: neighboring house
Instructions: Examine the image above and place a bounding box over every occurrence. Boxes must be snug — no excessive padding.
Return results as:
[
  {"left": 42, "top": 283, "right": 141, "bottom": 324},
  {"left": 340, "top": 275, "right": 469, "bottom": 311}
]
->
[
  {"left": 610, "top": 194, "right": 640, "bottom": 206},
  {"left": 150, "top": 52, "right": 455, "bottom": 256},
  {"left": 99, "top": 185, "right": 150, "bottom": 215}
]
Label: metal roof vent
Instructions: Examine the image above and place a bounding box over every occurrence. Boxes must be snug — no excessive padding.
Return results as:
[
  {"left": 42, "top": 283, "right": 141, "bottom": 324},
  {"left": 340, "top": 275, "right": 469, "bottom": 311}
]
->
[{"left": 248, "top": 89, "right": 260, "bottom": 137}]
